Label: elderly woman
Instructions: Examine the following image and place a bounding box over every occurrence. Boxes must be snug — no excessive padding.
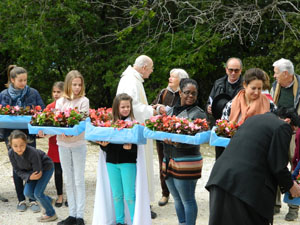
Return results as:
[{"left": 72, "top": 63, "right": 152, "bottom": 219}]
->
[
  {"left": 163, "top": 78, "right": 206, "bottom": 225},
  {"left": 152, "top": 68, "right": 189, "bottom": 206},
  {"left": 222, "top": 68, "right": 276, "bottom": 123}
]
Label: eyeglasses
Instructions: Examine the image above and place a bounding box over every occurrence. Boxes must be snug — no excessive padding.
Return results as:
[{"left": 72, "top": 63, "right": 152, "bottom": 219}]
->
[
  {"left": 183, "top": 91, "right": 197, "bottom": 97},
  {"left": 227, "top": 68, "right": 240, "bottom": 73}
]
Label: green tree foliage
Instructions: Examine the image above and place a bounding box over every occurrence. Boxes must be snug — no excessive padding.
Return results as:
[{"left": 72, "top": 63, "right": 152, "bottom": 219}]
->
[{"left": 0, "top": 0, "right": 299, "bottom": 109}]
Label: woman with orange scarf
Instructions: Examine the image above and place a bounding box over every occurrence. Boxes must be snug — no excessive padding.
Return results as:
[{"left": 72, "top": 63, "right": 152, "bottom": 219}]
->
[{"left": 222, "top": 68, "right": 276, "bottom": 124}]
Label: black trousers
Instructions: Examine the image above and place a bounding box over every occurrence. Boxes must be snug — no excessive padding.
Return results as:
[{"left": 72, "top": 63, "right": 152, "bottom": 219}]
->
[
  {"left": 156, "top": 141, "right": 169, "bottom": 197},
  {"left": 54, "top": 163, "right": 63, "bottom": 196},
  {"left": 215, "top": 146, "right": 225, "bottom": 160},
  {"left": 208, "top": 186, "right": 271, "bottom": 225}
]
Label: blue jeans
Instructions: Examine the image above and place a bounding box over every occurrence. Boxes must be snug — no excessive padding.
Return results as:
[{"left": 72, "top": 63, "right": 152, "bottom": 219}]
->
[
  {"left": 4, "top": 132, "right": 36, "bottom": 202},
  {"left": 165, "top": 176, "right": 198, "bottom": 225},
  {"left": 24, "top": 167, "right": 55, "bottom": 217},
  {"left": 107, "top": 163, "right": 136, "bottom": 224}
]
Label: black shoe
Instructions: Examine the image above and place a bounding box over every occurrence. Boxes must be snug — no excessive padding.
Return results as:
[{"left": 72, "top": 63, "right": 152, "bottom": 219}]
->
[
  {"left": 76, "top": 218, "right": 85, "bottom": 225},
  {"left": 151, "top": 210, "right": 157, "bottom": 219},
  {"left": 55, "top": 200, "right": 63, "bottom": 208},
  {"left": 57, "top": 216, "right": 76, "bottom": 225},
  {"left": 274, "top": 206, "right": 280, "bottom": 215},
  {"left": 65, "top": 200, "right": 68, "bottom": 207}
]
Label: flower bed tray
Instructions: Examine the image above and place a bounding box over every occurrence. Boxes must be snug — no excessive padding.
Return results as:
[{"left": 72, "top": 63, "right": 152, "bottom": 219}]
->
[
  {"left": 28, "top": 120, "right": 86, "bottom": 136},
  {"left": 209, "top": 126, "right": 231, "bottom": 147},
  {"left": 283, "top": 192, "right": 300, "bottom": 205},
  {"left": 85, "top": 120, "right": 146, "bottom": 145},
  {"left": 0, "top": 115, "right": 32, "bottom": 129},
  {"left": 143, "top": 127, "right": 211, "bottom": 145}
]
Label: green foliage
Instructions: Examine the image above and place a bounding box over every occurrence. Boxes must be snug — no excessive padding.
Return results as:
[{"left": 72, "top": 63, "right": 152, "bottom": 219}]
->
[{"left": 0, "top": 0, "right": 300, "bottom": 110}]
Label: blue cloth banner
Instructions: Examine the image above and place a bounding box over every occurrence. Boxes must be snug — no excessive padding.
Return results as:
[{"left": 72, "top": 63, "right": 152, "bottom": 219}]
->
[
  {"left": 209, "top": 126, "right": 231, "bottom": 147},
  {"left": 283, "top": 192, "right": 300, "bottom": 205},
  {"left": 84, "top": 119, "right": 146, "bottom": 145},
  {"left": 28, "top": 120, "right": 86, "bottom": 136},
  {"left": 0, "top": 115, "right": 32, "bottom": 129},
  {"left": 143, "top": 127, "right": 211, "bottom": 145}
]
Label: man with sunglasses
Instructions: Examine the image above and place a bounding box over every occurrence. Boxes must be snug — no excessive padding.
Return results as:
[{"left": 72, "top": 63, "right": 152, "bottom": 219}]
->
[{"left": 206, "top": 57, "right": 243, "bottom": 158}]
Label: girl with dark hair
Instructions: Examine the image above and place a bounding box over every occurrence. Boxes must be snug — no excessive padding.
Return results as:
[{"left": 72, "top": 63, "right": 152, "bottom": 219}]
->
[
  {"left": 44, "top": 81, "right": 67, "bottom": 207},
  {"left": 97, "top": 93, "right": 137, "bottom": 225},
  {"left": 8, "top": 130, "right": 57, "bottom": 222},
  {"left": 0, "top": 65, "right": 45, "bottom": 212}
]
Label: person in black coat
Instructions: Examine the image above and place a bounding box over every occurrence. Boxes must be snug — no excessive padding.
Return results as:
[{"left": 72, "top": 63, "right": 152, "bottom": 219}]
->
[
  {"left": 206, "top": 58, "right": 243, "bottom": 159},
  {"left": 206, "top": 109, "right": 300, "bottom": 225}
]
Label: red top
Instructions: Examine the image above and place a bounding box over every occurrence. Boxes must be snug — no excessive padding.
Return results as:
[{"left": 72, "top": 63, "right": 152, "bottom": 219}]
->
[
  {"left": 46, "top": 101, "right": 60, "bottom": 163},
  {"left": 293, "top": 128, "right": 300, "bottom": 171}
]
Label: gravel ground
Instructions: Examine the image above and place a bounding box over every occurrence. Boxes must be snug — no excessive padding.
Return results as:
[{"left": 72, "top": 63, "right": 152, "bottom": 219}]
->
[{"left": 0, "top": 139, "right": 298, "bottom": 225}]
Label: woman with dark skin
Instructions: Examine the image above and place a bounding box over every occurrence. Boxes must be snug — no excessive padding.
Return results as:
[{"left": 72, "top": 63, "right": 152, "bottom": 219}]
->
[{"left": 163, "top": 78, "right": 206, "bottom": 225}]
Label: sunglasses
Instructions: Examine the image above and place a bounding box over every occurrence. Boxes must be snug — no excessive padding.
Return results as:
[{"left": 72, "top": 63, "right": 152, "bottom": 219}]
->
[{"left": 227, "top": 68, "right": 240, "bottom": 73}]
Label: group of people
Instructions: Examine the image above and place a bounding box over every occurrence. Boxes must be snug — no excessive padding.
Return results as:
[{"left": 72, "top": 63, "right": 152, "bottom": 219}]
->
[
  {"left": 0, "top": 55, "right": 300, "bottom": 225},
  {"left": 206, "top": 57, "right": 300, "bottom": 224},
  {"left": 0, "top": 67, "right": 89, "bottom": 224}
]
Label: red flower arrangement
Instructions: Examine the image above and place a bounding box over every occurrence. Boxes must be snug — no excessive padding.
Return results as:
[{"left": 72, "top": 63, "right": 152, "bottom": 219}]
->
[
  {"left": 89, "top": 108, "right": 112, "bottom": 127},
  {"left": 215, "top": 119, "right": 240, "bottom": 138},
  {"left": 111, "top": 119, "right": 140, "bottom": 129},
  {"left": 89, "top": 108, "right": 140, "bottom": 129},
  {"left": 0, "top": 105, "right": 42, "bottom": 115},
  {"left": 145, "top": 115, "right": 209, "bottom": 135},
  {"left": 31, "top": 108, "right": 86, "bottom": 127}
]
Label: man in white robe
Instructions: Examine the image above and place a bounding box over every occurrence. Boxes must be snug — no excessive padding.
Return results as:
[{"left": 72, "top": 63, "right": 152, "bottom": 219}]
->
[{"left": 116, "top": 55, "right": 157, "bottom": 218}]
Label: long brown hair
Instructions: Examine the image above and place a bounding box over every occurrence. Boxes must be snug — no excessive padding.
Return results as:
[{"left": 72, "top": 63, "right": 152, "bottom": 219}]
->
[
  {"left": 112, "top": 93, "right": 135, "bottom": 123},
  {"left": 5, "top": 65, "right": 27, "bottom": 87},
  {"left": 63, "top": 70, "right": 85, "bottom": 100}
]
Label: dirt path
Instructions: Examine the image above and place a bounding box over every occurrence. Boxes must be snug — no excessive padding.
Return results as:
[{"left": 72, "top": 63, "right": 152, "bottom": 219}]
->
[{"left": 0, "top": 140, "right": 298, "bottom": 225}]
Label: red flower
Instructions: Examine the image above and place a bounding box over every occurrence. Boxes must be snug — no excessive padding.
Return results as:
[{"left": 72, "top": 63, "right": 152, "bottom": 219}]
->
[
  {"left": 35, "top": 105, "right": 42, "bottom": 111},
  {"left": 215, "top": 119, "right": 239, "bottom": 138},
  {"left": 145, "top": 115, "right": 209, "bottom": 135}
]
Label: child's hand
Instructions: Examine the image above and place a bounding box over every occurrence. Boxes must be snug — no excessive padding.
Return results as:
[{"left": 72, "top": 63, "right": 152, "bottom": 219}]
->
[
  {"left": 163, "top": 138, "right": 178, "bottom": 146},
  {"left": 123, "top": 144, "right": 132, "bottom": 150},
  {"left": 38, "top": 130, "right": 45, "bottom": 138},
  {"left": 30, "top": 171, "right": 42, "bottom": 180},
  {"left": 62, "top": 133, "right": 73, "bottom": 138},
  {"left": 96, "top": 141, "right": 109, "bottom": 147},
  {"left": 289, "top": 180, "right": 300, "bottom": 198}
]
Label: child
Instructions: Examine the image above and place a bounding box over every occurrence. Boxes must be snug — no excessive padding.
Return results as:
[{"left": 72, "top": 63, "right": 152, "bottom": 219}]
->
[
  {"left": 46, "top": 81, "right": 67, "bottom": 207},
  {"left": 8, "top": 130, "right": 57, "bottom": 222},
  {"left": 98, "top": 93, "right": 137, "bottom": 225},
  {"left": 55, "top": 70, "right": 89, "bottom": 225},
  {"left": 0, "top": 65, "right": 45, "bottom": 212}
]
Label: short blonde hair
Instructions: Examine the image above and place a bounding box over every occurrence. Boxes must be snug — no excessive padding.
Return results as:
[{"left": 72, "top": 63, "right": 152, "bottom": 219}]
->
[{"left": 63, "top": 70, "right": 85, "bottom": 100}]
